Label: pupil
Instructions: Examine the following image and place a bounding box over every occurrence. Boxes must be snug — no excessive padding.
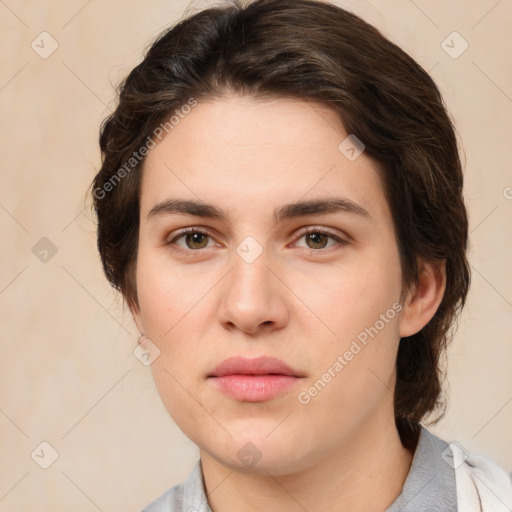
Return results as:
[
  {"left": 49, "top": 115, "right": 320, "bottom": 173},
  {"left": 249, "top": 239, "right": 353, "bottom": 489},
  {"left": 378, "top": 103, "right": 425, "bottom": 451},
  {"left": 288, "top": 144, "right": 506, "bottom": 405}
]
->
[
  {"left": 188, "top": 233, "right": 207, "bottom": 249},
  {"left": 308, "top": 233, "right": 327, "bottom": 248}
]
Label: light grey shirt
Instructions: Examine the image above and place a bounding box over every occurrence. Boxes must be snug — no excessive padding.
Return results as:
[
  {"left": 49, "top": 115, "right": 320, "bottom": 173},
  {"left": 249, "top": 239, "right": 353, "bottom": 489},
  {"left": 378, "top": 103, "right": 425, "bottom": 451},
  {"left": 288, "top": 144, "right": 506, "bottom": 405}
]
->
[{"left": 142, "top": 426, "right": 457, "bottom": 512}]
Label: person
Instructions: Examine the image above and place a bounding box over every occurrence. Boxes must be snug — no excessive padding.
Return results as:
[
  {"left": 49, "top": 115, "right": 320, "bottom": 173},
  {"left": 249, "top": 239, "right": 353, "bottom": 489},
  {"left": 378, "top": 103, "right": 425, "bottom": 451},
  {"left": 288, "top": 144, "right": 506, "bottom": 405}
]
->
[{"left": 89, "top": 0, "right": 512, "bottom": 510}]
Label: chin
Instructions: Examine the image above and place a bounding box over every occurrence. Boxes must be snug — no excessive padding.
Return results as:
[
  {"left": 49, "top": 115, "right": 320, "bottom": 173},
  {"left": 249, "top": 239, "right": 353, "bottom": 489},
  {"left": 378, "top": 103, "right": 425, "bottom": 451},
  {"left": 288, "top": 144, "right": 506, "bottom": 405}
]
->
[{"left": 202, "top": 429, "right": 317, "bottom": 476}]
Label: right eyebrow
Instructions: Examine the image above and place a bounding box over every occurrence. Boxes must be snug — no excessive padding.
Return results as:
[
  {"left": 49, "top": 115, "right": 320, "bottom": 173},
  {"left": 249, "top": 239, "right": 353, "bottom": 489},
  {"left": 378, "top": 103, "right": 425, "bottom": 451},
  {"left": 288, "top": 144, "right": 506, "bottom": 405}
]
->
[{"left": 147, "top": 199, "right": 228, "bottom": 221}]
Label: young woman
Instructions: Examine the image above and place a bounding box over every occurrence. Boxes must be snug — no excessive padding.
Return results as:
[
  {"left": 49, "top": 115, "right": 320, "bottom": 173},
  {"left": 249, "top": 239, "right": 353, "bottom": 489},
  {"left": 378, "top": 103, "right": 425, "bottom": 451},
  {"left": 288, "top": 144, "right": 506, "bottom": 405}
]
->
[{"left": 90, "top": 1, "right": 512, "bottom": 510}]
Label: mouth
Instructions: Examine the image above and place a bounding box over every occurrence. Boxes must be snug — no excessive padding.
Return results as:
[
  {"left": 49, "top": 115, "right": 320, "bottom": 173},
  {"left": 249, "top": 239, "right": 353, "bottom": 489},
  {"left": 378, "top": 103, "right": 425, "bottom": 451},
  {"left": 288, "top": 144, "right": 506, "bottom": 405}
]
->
[{"left": 207, "top": 356, "right": 305, "bottom": 402}]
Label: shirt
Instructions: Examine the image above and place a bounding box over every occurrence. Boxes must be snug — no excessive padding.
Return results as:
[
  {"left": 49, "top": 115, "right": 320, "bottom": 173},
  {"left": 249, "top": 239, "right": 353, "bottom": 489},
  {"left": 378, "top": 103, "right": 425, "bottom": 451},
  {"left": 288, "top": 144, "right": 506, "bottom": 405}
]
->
[{"left": 142, "top": 426, "right": 457, "bottom": 512}]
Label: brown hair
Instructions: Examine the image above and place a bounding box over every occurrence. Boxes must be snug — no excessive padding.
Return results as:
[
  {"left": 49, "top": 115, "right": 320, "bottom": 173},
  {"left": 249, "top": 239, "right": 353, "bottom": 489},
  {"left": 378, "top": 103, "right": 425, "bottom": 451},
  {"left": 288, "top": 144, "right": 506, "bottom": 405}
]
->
[{"left": 90, "top": 0, "right": 470, "bottom": 448}]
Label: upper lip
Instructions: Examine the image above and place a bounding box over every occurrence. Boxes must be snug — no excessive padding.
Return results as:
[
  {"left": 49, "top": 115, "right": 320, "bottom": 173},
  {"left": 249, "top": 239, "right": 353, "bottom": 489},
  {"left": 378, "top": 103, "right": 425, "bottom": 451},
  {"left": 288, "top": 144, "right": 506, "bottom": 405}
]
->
[{"left": 208, "top": 356, "right": 304, "bottom": 378}]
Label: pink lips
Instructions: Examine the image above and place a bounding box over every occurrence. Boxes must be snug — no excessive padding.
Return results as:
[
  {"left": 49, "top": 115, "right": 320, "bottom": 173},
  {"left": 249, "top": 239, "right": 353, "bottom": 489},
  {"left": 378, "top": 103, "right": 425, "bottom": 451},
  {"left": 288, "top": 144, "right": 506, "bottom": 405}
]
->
[{"left": 207, "top": 356, "right": 305, "bottom": 402}]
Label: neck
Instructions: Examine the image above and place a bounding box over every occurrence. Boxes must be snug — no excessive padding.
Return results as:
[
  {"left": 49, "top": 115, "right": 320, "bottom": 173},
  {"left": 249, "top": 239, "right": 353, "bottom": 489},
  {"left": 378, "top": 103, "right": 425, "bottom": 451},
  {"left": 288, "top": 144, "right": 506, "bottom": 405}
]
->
[{"left": 199, "top": 413, "right": 414, "bottom": 512}]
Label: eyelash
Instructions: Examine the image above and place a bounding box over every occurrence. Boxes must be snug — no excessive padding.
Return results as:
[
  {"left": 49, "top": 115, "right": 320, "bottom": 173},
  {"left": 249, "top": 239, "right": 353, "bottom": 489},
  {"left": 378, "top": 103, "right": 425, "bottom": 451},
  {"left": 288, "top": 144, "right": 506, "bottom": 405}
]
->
[{"left": 164, "top": 226, "right": 348, "bottom": 254}]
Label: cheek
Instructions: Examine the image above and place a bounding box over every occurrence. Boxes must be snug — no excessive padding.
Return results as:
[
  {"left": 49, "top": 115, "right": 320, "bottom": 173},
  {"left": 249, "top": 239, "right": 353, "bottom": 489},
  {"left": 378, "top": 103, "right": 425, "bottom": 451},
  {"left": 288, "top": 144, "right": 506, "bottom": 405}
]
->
[
  {"left": 294, "top": 251, "right": 403, "bottom": 402},
  {"left": 292, "top": 253, "right": 402, "bottom": 339},
  {"left": 135, "top": 256, "right": 204, "bottom": 407},
  {"left": 297, "top": 310, "right": 401, "bottom": 440},
  {"left": 135, "top": 245, "right": 217, "bottom": 352},
  {"left": 135, "top": 247, "right": 203, "bottom": 337},
  {"left": 149, "top": 359, "right": 214, "bottom": 442}
]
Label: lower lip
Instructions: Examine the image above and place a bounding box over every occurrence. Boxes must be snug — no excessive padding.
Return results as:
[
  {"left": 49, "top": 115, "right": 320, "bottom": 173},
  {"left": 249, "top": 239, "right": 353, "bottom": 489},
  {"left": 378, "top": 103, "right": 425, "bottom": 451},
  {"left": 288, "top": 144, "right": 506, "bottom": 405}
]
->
[{"left": 208, "top": 375, "right": 302, "bottom": 402}]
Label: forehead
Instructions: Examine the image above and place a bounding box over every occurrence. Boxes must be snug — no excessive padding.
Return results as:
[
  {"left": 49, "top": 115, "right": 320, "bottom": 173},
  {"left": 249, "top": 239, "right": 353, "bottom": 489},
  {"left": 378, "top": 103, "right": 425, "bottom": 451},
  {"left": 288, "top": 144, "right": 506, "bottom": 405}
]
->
[{"left": 139, "top": 95, "right": 389, "bottom": 224}]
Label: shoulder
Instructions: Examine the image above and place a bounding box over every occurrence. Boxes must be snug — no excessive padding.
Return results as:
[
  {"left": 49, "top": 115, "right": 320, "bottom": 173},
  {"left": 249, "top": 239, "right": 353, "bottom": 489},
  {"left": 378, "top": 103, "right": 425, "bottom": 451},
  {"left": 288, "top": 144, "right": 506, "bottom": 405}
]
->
[
  {"left": 388, "top": 426, "right": 511, "bottom": 512},
  {"left": 140, "top": 460, "right": 210, "bottom": 512},
  {"left": 141, "top": 481, "right": 185, "bottom": 512},
  {"left": 449, "top": 440, "right": 512, "bottom": 512}
]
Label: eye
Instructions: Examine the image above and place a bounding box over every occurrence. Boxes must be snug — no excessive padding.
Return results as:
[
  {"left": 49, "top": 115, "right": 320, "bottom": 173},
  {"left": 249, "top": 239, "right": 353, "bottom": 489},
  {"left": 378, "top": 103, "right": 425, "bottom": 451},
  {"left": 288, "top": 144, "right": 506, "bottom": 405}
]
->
[
  {"left": 293, "top": 227, "right": 348, "bottom": 251},
  {"left": 165, "top": 228, "right": 216, "bottom": 250},
  {"left": 164, "top": 226, "right": 348, "bottom": 253}
]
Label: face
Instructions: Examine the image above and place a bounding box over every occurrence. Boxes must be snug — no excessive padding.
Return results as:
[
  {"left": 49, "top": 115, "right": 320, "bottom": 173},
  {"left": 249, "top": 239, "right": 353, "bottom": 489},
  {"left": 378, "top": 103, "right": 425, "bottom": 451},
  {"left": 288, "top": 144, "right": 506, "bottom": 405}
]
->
[{"left": 132, "top": 95, "right": 411, "bottom": 475}]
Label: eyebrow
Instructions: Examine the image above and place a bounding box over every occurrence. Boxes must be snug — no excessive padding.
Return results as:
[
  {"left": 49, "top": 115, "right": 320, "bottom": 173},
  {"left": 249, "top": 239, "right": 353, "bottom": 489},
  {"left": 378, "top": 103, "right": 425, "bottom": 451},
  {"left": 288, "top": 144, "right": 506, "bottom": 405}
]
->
[{"left": 147, "top": 197, "right": 371, "bottom": 223}]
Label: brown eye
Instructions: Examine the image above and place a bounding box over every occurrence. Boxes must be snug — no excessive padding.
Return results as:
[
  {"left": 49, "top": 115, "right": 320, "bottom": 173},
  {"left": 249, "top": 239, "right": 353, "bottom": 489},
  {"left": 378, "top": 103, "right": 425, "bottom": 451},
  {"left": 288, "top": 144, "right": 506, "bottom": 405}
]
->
[
  {"left": 167, "top": 229, "right": 214, "bottom": 250},
  {"left": 294, "top": 228, "right": 347, "bottom": 251},
  {"left": 184, "top": 232, "right": 210, "bottom": 249},
  {"left": 305, "top": 232, "right": 330, "bottom": 249}
]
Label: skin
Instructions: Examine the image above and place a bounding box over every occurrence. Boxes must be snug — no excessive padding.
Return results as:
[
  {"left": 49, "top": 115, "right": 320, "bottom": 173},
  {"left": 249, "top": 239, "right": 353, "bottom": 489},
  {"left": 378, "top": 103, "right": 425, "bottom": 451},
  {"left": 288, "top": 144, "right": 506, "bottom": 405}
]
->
[{"left": 131, "top": 95, "right": 446, "bottom": 512}]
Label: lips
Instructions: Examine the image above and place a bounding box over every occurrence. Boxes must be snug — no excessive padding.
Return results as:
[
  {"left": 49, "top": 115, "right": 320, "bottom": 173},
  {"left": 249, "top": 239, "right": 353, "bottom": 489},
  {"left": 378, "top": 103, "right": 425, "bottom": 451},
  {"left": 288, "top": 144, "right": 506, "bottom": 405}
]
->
[
  {"left": 208, "top": 356, "right": 304, "bottom": 378},
  {"left": 207, "top": 356, "right": 305, "bottom": 402}
]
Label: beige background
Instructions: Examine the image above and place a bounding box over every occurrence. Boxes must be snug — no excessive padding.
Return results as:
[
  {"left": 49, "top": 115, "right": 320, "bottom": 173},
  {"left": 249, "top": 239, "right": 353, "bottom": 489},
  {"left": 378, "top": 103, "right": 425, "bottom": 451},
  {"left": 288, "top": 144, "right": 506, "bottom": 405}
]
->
[{"left": 1, "top": 0, "right": 511, "bottom": 510}]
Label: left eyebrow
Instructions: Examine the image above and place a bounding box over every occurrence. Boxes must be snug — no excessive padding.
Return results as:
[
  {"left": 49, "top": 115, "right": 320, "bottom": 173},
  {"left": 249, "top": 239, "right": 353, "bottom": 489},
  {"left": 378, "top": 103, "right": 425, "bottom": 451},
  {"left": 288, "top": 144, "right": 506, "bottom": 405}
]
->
[
  {"left": 273, "top": 197, "right": 371, "bottom": 224},
  {"left": 146, "top": 197, "right": 371, "bottom": 223}
]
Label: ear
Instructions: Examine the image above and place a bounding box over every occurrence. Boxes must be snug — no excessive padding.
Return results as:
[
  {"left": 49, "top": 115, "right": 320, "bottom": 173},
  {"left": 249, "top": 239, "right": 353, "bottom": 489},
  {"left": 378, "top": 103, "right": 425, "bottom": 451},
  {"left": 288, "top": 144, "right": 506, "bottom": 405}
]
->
[{"left": 399, "top": 259, "right": 446, "bottom": 338}]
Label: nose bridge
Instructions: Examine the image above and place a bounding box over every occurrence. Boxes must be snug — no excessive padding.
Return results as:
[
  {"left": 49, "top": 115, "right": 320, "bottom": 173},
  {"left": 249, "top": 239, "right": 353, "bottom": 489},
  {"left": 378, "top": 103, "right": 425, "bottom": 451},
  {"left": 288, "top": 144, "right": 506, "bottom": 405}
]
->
[
  {"left": 218, "top": 238, "right": 289, "bottom": 333},
  {"left": 229, "top": 240, "right": 274, "bottom": 303}
]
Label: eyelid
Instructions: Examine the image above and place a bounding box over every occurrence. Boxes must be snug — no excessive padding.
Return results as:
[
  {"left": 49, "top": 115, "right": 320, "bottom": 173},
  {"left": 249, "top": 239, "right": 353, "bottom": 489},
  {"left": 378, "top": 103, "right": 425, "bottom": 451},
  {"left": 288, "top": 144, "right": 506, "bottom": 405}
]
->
[
  {"left": 293, "top": 225, "right": 346, "bottom": 240},
  {"left": 164, "top": 225, "right": 349, "bottom": 252},
  {"left": 164, "top": 226, "right": 218, "bottom": 247},
  {"left": 290, "top": 225, "right": 349, "bottom": 250}
]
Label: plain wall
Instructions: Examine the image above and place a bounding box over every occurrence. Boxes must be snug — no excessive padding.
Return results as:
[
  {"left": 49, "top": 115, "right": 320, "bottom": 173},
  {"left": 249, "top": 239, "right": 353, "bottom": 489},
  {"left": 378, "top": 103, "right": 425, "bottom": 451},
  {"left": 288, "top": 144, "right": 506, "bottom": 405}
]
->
[{"left": 1, "top": 0, "right": 511, "bottom": 510}]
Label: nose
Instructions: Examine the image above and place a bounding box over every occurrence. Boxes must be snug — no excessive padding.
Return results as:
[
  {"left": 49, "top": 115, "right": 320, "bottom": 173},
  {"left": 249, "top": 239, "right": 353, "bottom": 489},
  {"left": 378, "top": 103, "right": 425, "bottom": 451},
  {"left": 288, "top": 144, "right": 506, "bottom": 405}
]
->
[{"left": 218, "top": 250, "right": 289, "bottom": 336}]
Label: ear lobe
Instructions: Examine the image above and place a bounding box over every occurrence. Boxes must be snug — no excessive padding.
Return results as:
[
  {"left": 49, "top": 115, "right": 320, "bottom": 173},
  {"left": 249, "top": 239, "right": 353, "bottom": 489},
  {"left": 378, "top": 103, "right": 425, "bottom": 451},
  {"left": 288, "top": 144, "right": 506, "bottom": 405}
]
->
[{"left": 399, "top": 259, "right": 446, "bottom": 338}]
